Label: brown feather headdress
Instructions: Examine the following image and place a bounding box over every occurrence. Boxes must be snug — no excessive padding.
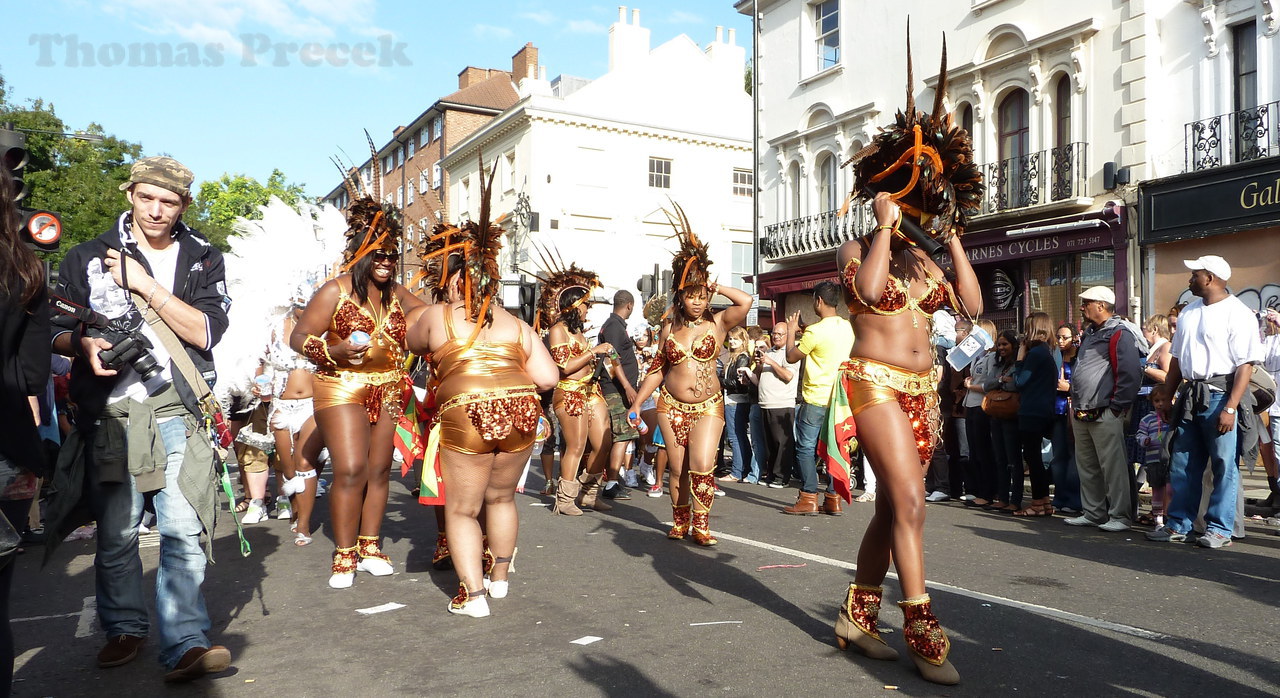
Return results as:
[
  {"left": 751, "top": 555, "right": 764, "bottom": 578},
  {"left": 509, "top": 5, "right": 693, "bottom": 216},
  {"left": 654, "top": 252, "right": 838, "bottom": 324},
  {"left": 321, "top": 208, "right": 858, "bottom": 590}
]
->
[
  {"left": 457, "top": 154, "right": 504, "bottom": 327},
  {"left": 665, "top": 202, "right": 712, "bottom": 310},
  {"left": 848, "top": 25, "right": 984, "bottom": 243},
  {"left": 414, "top": 222, "right": 462, "bottom": 303},
  {"left": 336, "top": 130, "right": 401, "bottom": 270},
  {"left": 525, "top": 244, "right": 602, "bottom": 332}
]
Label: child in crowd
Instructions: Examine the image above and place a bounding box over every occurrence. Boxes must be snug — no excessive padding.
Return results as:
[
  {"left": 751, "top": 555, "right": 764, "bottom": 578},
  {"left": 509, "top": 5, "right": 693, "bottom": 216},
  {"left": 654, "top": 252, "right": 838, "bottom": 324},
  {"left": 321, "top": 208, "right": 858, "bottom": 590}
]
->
[{"left": 1135, "top": 382, "right": 1174, "bottom": 526}]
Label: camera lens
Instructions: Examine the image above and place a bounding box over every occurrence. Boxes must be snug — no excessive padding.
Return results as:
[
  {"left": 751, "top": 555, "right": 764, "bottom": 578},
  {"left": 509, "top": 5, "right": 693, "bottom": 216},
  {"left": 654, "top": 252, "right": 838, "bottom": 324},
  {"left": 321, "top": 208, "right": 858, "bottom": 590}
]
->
[{"left": 132, "top": 352, "right": 164, "bottom": 384}]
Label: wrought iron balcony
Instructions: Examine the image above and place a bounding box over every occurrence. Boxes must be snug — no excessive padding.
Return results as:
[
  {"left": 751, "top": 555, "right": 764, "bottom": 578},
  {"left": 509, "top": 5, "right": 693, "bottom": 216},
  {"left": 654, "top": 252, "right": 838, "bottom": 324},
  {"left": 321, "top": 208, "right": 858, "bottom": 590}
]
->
[
  {"left": 761, "top": 142, "right": 1090, "bottom": 263},
  {"left": 1185, "top": 101, "right": 1279, "bottom": 171},
  {"left": 979, "top": 142, "right": 1088, "bottom": 215},
  {"left": 761, "top": 205, "right": 874, "bottom": 262}
]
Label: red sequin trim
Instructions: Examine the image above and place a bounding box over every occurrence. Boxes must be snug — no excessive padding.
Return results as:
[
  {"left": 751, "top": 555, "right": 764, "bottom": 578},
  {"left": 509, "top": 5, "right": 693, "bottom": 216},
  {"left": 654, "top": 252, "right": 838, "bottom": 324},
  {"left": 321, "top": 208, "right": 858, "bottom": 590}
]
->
[
  {"left": 464, "top": 394, "right": 541, "bottom": 441},
  {"left": 843, "top": 584, "right": 885, "bottom": 642},
  {"left": 331, "top": 546, "right": 358, "bottom": 575},
  {"left": 899, "top": 596, "right": 951, "bottom": 666},
  {"left": 668, "top": 504, "right": 690, "bottom": 539},
  {"left": 357, "top": 536, "right": 391, "bottom": 563}
]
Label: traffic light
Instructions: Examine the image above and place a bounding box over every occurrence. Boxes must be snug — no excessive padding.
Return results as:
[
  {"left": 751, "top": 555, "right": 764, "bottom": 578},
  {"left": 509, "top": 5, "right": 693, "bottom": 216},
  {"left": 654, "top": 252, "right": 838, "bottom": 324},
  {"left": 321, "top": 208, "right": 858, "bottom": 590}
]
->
[
  {"left": 2, "top": 126, "right": 62, "bottom": 252},
  {"left": 517, "top": 280, "right": 539, "bottom": 326},
  {"left": 638, "top": 274, "right": 655, "bottom": 298}
]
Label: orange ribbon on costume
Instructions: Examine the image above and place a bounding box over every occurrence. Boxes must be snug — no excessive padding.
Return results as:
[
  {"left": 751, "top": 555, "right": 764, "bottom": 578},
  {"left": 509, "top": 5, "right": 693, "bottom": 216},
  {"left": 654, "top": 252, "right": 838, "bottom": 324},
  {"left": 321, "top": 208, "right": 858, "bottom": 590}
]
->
[{"left": 842, "top": 124, "right": 943, "bottom": 221}]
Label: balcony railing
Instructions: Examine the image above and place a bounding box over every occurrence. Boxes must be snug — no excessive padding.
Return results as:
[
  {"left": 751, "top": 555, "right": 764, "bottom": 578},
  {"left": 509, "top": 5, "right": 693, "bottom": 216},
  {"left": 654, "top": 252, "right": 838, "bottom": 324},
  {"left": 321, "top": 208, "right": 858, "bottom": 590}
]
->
[
  {"left": 761, "top": 205, "right": 874, "bottom": 262},
  {"left": 979, "top": 142, "right": 1088, "bottom": 215},
  {"left": 762, "top": 142, "right": 1090, "bottom": 262},
  {"left": 1185, "top": 101, "right": 1279, "bottom": 171}
]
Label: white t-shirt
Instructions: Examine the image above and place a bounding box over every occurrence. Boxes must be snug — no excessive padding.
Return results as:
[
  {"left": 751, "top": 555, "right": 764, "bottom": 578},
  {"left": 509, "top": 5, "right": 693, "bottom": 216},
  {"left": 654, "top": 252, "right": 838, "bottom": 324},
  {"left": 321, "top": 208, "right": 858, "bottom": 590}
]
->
[
  {"left": 105, "top": 245, "right": 179, "bottom": 403},
  {"left": 757, "top": 347, "right": 800, "bottom": 409},
  {"left": 1262, "top": 333, "right": 1280, "bottom": 416},
  {"left": 1169, "top": 295, "right": 1264, "bottom": 381}
]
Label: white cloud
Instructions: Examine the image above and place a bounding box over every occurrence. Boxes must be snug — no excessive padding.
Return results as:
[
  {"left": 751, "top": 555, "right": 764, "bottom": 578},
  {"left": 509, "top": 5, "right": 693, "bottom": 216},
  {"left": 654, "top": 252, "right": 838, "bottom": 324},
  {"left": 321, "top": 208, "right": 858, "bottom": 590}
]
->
[
  {"left": 518, "top": 10, "right": 556, "bottom": 25},
  {"left": 94, "top": 0, "right": 390, "bottom": 42},
  {"left": 565, "top": 19, "right": 606, "bottom": 34},
  {"left": 473, "top": 24, "right": 514, "bottom": 40}
]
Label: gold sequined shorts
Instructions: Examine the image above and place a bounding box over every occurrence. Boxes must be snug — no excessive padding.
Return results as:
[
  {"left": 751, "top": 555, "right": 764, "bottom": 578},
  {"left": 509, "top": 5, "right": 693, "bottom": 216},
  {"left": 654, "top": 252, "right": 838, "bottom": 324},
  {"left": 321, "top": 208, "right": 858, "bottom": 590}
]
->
[
  {"left": 313, "top": 369, "right": 405, "bottom": 424},
  {"left": 841, "top": 357, "right": 939, "bottom": 467},
  {"left": 553, "top": 377, "right": 604, "bottom": 419},
  {"left": 438, "top": 386, "right": 541, "bottom": 455},
  {"left": 655, "top": 388, "right": 724, "bottom": 448}
]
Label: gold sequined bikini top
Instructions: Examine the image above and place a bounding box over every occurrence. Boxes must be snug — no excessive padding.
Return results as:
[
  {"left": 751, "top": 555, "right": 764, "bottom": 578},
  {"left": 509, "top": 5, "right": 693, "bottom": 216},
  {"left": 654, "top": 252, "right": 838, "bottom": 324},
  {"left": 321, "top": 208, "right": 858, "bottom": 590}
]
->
[
  {"left": 664, "top": 326, "right": 718, "bottom": 365},
  {"left": 549, "top": 337, "right": 589, "bottom": 368},
  {"left": 328, "top": 282, "right": 406, "bottom": 372},
  {"left": 841, "top": 257, "right": 953, "bottom": 319}
]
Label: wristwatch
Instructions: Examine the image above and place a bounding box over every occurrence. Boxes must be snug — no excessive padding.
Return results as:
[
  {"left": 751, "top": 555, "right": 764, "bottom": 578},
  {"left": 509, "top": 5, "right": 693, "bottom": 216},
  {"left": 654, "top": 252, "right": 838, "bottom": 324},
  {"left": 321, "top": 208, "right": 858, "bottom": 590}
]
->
[{"left": 1223, "top": 407, "right": 1237, "bottom": 415}]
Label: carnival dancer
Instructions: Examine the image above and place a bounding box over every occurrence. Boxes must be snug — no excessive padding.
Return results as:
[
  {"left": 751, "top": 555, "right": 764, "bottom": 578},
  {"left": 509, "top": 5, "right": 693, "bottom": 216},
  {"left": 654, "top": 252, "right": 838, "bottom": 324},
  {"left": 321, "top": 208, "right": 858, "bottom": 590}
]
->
[
  {"left": 290, "top": 188, "right": 427, "bottom": 588},
  {"left": 534, "top": 255, "right": 615, "bottom": 515},
  {"left": 627, "top": 205, "right": 752, "bottom": 546},
  {"left": 822, "top": 33, "right": 983, "bottom": 685},
  {"left": 267, "top": 299, "right": 323, "bottom": 545},
  {"left": 408, "top": 166, "right": 558, "bottom": 617}
]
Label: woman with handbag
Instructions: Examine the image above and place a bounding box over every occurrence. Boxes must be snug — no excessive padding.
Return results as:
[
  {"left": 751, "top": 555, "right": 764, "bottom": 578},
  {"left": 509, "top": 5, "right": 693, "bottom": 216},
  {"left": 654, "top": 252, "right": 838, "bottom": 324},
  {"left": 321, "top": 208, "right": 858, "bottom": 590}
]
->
[
  {"left": 1012, "top": 313, "right": 1059, "bottom": 516},
  {"left": 0, "top": 167, "right": 51, "bottom": 692},
  {"left": 985, "top": 330, "right": 1022, "bottom": 512}
]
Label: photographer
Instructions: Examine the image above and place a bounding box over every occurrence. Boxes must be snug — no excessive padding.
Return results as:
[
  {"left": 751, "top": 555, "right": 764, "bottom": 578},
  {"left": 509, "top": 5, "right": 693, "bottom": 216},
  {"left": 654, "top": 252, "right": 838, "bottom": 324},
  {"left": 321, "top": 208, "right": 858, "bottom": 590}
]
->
[{"left": 47, "top": 158, "right": 232, "bottom": 682}]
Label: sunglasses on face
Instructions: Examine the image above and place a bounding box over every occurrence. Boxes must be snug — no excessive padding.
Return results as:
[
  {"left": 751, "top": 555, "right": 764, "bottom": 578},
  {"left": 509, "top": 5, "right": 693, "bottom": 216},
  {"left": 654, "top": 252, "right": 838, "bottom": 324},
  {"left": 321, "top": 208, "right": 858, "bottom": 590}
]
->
[{"left": 373, "top": 251, "right": 400, "bottom": 263}]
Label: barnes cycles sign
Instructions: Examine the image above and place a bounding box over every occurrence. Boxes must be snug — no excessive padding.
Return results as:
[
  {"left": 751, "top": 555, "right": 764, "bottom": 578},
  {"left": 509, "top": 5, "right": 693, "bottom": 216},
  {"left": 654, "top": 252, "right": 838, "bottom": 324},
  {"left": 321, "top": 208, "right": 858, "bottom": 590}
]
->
[{"left": 1141, "top": 157, "right": 1280, "bottom": 244}]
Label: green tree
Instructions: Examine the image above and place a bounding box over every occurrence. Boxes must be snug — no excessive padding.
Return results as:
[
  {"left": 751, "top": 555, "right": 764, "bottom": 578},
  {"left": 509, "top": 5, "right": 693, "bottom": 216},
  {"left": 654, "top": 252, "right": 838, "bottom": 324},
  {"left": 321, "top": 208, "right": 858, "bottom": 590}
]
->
[
  {"left": 2, "top": 85, "right": 142, "bottom": 267},
  {"left": 187, "top": 170, "right": 309, "bottom": 250}
]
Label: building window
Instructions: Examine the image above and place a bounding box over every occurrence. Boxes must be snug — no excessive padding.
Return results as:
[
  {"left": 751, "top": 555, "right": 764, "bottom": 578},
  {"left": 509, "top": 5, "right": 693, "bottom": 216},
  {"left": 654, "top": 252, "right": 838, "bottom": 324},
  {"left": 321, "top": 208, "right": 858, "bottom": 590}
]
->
[
  {"left": 648, "top": 157, "right": 671, "bottom": 189},
  {"left": 420, "top": 172, "right": 430, "bottom": 194},
  {"left": 787, "top": 161, "right": 801, "bottom": 219},
  {"left": 997, "top": 88, "right": 1031, "bottom": 208},
  {"left": 407, "top": 185, "right": 414, "bottom": 206},
  {"left": 396, "top": 186, "right": 404, "bottom": 209},
  {"left": 731, "top": 241, "right": 754, "bottom": 294},
  {"left": 961, "top": 104, "right": 974, "bottom": 138},
  {"left": 504, "top": 151, "right": 516, "bottom": 192},
  {"left": 431, "top": 118, "right": 442, "bottom": 141},
  {"left": 732, "top": 168, "right": 753, "bottom": 197},
  {"left": 1232, "top": 21, "right": 1259, "bottom": 162},
  {"left": 382, "top": 156, "right": 392, "bottom": 175},
  {"left": 408, "top": 139, "right": 415, "bottom": 159},
  {"left": 395, "top": 147, "right": 404, "bottom": 169},
  {"left": 460, "top": 177, "right": 470, "bottom": 213},
  {"left": 814, "top": 0, "right": 839, "bottom": 71},
  {"left": 433, "top": 162, "right": 442, "bottom": 189},
  {"left": 816, "top": 153, "right": 838, "bottom": 212}
]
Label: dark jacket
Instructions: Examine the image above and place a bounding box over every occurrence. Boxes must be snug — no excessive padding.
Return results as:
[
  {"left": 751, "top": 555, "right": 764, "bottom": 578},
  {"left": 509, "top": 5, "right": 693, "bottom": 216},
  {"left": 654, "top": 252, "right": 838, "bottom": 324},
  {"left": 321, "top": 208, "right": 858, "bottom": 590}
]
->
[
  {"left": 0, "top": 283, "right": 51, "bottom": 474},
  {"left": 720, "top": 353, "right": 755, "bottom": 399},
  {"left": 50, "top": 214, "right": 230, "bottom": 426},
  {"left": 1014, "top": 343, "right": 1058, "bottom": 422},
  {"left": 1070, "top": 315, "right": 1142, "bottom": 412},
  {"left": 597, "top": 312, "right": 638, "bottom": 395}
]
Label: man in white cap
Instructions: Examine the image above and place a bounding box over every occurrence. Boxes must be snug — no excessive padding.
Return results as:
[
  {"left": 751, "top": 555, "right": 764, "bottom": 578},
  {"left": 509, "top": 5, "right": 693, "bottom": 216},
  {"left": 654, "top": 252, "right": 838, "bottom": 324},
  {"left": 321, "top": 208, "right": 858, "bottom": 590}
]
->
[
  {"left": 1066, "top": 285, "right": 1143, "bottom": 531},
  {"left": 1147, "top": 256, "right": 1263, "bottom": 548}
]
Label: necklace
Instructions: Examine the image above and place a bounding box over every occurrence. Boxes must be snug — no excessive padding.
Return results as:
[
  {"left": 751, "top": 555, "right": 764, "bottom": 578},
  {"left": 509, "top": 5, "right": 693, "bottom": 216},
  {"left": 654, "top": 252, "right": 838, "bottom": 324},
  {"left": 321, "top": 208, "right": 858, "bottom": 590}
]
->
[{"left": 683, "top": 317, "right": 704, "bottom": 329}]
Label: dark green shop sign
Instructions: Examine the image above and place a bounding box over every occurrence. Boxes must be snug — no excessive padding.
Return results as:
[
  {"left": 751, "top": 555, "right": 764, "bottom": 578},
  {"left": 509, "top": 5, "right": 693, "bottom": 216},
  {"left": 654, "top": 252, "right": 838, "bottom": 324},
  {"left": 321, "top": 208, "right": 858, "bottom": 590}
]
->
[{"left": 1141, "top": 157, "right": 1280, "bottom": 244}]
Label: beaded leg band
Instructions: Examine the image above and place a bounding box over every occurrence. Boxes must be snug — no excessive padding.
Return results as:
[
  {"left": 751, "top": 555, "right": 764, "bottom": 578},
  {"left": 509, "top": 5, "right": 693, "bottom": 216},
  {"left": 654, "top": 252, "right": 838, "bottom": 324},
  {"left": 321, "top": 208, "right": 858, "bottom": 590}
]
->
[
  {"left": 898, "top": 595, "right": 951, "bottom": 666},
  {"left": 450, "top": 583, "right": 488, "bottom": 609},
  {"left": 432, "top": 533, "right": 452, "bottom": 570},
  {"left": 332, "top": 545, "right": 358, "bottom": 575},
  {"left": 668, "top": 504, "right": 691, "bottom": 539},
  {"left": 844, "top": 584, "right": 887, "bottom": 641},
  {"left": 357, "top": 535, "right": 391, "bottom": 563}
]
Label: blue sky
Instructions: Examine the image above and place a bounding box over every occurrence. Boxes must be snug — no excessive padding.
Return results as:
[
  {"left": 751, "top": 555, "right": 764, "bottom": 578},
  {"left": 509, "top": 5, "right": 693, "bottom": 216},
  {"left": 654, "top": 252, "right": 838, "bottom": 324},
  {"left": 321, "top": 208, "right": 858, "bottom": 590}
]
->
[{"left": 3, "top": 0, "right": 752, "bottom": 198}]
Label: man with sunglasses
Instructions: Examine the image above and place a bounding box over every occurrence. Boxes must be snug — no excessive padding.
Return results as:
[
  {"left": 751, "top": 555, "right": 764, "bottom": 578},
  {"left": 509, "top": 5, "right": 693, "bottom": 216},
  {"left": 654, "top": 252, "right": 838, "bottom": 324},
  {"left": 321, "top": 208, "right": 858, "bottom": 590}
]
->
[
  {"left": 1066, "top": 286, "right": 1143, "bottom": 533},
  {"left": 47, "top": 157, "right": 234, "bottom": 682}
]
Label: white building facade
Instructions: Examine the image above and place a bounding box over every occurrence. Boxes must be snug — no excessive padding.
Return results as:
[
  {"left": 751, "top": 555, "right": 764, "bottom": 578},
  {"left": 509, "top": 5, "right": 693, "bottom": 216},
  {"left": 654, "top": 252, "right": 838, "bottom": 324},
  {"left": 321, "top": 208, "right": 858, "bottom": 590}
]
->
[
  {"left": 740, "top": 0, "right": 1280, "bottom": 329},
  {"left": 443, "top": 6, "right": 754, "bottom": 323}
]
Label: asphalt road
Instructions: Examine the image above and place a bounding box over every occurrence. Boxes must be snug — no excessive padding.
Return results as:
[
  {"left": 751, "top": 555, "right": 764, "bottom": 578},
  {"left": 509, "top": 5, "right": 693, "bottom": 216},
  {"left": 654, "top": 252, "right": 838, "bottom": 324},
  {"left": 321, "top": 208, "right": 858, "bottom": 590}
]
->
[{"left": 10, "top": 470, "right": 1280, "bottom": 697}]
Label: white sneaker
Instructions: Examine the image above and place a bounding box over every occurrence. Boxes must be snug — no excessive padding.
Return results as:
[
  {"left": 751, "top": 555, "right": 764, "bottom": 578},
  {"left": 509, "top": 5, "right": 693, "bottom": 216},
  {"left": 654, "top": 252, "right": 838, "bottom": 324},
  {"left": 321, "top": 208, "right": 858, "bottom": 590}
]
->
[
  {"left": 639, "top": 463, "right": 655, "bottom": 486},
  {"left": 241, "top": 501, "right": 267, "bottom": 524},
  {"left": 448, "top": 594, "right": 490, "bottom": 618},
  {"left": 1064, "top": 515, "right": 1100, "bottom": 527},
  {"left": 276, "top": 497, "right": 292, "bottom": 520},
  {"left": 484, "top": 577, "right": 509, "bottom": 599},
  {"left": 1098, "top": 519, "right": 1130, "bottom": 532},
  {"left": 925, "top": 490, "right": 951, "bottom": 502},
  {"left": 623, "top": 469, "right": 639, "bottom": 488},
  {"left": 960, "top": 494, "right": 976, "bottom": 502},
  {"left": 328, "top": 571, "right": 354, "bottom": 589}
]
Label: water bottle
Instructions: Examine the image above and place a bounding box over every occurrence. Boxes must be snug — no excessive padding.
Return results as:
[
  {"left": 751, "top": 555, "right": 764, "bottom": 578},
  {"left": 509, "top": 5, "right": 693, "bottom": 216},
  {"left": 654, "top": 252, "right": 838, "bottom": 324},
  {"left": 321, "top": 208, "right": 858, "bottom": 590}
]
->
[
  {"left": 628, "top": 411, "right": 648, "bottom": 435},
  {"left": 348, "top": 331, "right": 371, "bottom": 365}
]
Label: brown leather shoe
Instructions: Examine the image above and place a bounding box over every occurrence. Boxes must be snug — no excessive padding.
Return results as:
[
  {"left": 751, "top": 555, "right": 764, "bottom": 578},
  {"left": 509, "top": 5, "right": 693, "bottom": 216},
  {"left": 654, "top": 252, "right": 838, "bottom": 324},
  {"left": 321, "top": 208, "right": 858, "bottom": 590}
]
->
[
  {"left": 822, "top": 492, "right": 844, "bottom": 516},
  {"left": 782, "top": 491, "right": 820, "bottom": 515},
  {"left": 163, "top": 645, "right": 232, "bottom": 683},
  {"left": 97, "top": 634, "right": 146, "bottom": 668}
]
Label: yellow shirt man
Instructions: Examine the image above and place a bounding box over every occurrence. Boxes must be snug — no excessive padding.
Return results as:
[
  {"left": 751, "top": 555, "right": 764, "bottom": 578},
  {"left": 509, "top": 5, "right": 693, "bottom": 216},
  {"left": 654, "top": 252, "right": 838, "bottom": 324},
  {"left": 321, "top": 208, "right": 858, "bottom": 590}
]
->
[{"left": 797, "top": 315, "right": 854, "bottom": 406}]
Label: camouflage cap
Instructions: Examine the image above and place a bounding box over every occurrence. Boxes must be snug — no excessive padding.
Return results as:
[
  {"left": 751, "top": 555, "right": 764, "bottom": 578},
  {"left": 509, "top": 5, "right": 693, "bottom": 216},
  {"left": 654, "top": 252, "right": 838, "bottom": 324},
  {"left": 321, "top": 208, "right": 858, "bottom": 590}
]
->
[{"left": 119, "top": 156, "right": 194, "bottom": 198}]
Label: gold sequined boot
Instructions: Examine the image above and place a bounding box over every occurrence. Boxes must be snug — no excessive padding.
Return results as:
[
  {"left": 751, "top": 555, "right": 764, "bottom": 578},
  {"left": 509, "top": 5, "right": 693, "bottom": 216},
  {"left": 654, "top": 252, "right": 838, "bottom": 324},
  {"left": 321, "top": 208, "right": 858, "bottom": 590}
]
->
[
  {"left": 898, "top": 595, "right": 960, "bottom": 685},
  {"left": 688, "top": 471, "right": 717, "bottom": 546},
  {"left": 667, "top": 503, "right": 691, "bottom": 539},
  {"left": 835, "top": 584, "right": 899, "bottom": 660}
]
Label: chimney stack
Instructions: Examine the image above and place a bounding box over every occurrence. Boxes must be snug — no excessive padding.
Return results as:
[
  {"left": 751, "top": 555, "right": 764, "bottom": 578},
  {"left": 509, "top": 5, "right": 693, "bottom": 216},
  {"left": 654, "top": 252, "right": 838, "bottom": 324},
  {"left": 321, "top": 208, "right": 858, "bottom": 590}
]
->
[
  {"left": 511, "top": 42, "right": 539, "bottom": 82},
  {"left": 608, "top": 4, "right": 650, "bottom": 71}
]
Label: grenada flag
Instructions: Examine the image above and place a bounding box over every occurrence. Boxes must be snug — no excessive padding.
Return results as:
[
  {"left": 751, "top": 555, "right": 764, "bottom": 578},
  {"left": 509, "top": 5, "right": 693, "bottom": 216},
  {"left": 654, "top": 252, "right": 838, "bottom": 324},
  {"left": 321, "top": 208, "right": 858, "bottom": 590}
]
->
[{"left": 818, "top": 366, "right": 860, "bottom": 504}]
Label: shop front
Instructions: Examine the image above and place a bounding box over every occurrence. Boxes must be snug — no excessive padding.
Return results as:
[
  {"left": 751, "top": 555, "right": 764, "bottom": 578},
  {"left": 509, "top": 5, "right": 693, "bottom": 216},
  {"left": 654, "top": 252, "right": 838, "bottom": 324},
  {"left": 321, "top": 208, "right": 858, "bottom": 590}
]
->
[{"left": 1140, "top": 156, "right": 1280, "bottom": 314}]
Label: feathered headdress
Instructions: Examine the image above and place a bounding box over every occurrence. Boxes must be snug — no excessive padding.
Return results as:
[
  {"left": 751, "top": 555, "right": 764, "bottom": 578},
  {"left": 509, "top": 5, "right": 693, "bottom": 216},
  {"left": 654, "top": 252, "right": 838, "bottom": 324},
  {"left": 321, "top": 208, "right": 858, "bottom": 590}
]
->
[
  {"left": 665, "top": 201, "right": 712, "bottom": 306},
  {"left": 846, "top": 24, "right": 984, "bottom": 243},
  {"left": 415, "top": 222, "right": 462, "bottom": 303},
  {"left": 525, "top": 244, "right": 602, "bottom": 332},
  {"left": 334, "top": 130, "right": 402, "bottom": 271}
]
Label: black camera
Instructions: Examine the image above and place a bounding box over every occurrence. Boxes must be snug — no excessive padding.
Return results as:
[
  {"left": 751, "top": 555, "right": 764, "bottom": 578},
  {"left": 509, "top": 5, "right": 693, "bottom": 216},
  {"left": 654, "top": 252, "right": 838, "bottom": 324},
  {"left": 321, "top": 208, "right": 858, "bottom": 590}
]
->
[
  {"left": 95, "top": 328, "right": 164, "bottom": 384},
  {"left": 51, "top": 296, "right": 169, "bottom": 396}
]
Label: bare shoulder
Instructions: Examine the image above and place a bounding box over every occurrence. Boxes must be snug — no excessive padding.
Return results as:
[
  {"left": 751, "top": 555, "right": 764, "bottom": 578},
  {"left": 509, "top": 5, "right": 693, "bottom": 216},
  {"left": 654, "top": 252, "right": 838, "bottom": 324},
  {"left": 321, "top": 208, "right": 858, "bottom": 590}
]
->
[{"left": 837, "top": 238, "right": 865, "bottom": 269}]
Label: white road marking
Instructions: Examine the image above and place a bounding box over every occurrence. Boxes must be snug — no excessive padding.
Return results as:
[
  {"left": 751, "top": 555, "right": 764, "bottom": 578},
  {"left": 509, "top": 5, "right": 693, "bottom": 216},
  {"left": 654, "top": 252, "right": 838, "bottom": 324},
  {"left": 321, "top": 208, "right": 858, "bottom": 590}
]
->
[
  {"left": 689, "top": 621, "right": 743, "bottom": 626},
  {"left": 356, "top": 602, "right": 406, "bottom": 615},
  {"left": 692, "top": 527, "right": 1171, "bottom": 642},
  {"left": 10, "top": 611, "right": 81, "bottom": 623},
  {"left": 570, "top": 636, "right": 602, "bottom": 645},
  {"left": 74, "top": 596, "right": 97, "bottom": 638}
]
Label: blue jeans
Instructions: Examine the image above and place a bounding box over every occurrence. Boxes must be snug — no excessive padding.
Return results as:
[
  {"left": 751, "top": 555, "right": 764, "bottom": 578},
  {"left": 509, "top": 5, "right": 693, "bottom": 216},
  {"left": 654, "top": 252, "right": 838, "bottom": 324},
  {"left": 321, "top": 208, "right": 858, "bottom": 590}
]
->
[
  {"left": 1049, "top": 414, "right": 1082, "bottom": 510},
  {"left": 1166, "top": 392, "right": 1239, "bottom": 537},
  {"left": 748, "top": 404, "right": 768, "bottom": 483},
  {"left": 725, "top": 401, "right": 756, "bottom": 482},
  {"left": 794, "top": 401, "right": 827, "bottom": 494},
  {"left": 89, "top": 417, "right": 212, "bottom": 669}
]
